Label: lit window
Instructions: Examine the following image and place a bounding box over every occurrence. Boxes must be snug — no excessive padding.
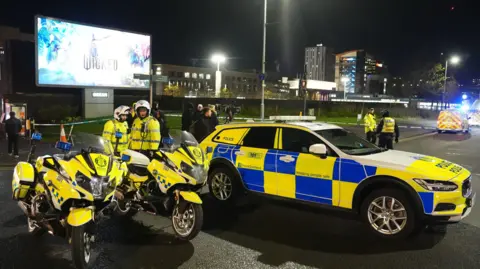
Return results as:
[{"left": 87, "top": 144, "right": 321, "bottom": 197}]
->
[
  {"left": 206, "top": 74, "right": 211, "bottom": 80},
  {"left": 192, "top": 73, "right": 198, "bottom": 79},
  {"left": 393, "top": 84, "right": 396, "bottom": 87},
  {"left": 199, "top": 73, "right": 204, "bottom": 79},
  {"left": 185, "top": 72, "right": 190, "bottom": 78}
]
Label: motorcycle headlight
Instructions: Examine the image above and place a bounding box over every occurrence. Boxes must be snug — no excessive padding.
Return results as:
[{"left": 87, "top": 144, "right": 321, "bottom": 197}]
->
[
  {"left": 76, "top": 174, "right": 111, "bottom": 199},
  {"left": 413, "top": 178, "right": 458, "bottom": 192},
  {"left": 180, "top": 162, "right": 207, "bottom": 184}
]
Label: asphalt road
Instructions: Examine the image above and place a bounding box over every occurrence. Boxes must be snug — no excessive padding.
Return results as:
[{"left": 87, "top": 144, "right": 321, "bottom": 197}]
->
[{"left": 1, "top": 130, "right": 479, "bottom": 269}]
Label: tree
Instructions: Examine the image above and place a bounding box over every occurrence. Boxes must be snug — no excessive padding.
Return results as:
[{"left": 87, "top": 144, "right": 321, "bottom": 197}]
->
[{"left": 220, "top": 87, "right": 232, "bottom": 98}]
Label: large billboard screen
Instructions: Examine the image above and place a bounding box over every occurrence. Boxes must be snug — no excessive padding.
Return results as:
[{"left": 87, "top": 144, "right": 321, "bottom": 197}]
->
[{"left": 35, "top": 16, "right": 151, "bottom": 89}]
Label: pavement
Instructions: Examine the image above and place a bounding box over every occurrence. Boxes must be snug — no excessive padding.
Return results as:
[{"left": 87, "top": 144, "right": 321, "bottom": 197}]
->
[{"left": 2, "top": 127, "right": 477, "bottom": 269}]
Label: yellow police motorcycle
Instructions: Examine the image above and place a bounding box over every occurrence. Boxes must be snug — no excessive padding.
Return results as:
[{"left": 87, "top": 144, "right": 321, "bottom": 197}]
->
[
  {"left": 12, "top": 132, "right": 123, "bottom": 269},
  {"left": 115, "top": 131, "right": 208, "bottom": 241}
]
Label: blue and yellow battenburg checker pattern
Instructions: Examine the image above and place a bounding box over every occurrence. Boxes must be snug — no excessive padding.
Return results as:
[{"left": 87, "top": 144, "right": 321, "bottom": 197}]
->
[
  {"left": 50, "top": 186, "right": 65, "bottom": 204},
  {"left": 211, "top": 143, "right": 436, "bottom": 214}
]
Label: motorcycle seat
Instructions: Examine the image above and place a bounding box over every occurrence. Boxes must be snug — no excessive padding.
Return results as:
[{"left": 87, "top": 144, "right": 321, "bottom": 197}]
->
[{"left": 127, "top": 164, "right": 149, "bottom": 177}]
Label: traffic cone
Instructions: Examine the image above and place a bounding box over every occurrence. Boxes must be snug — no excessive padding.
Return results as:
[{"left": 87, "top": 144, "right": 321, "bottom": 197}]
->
[{"left": 60, "top": 124, "right": 68, "bottom": 142}]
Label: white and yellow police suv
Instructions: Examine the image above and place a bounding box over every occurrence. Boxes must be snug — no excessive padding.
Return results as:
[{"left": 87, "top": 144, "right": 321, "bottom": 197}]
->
[{"left": 200, "top": 116, "right": 475, "bottom": 239}]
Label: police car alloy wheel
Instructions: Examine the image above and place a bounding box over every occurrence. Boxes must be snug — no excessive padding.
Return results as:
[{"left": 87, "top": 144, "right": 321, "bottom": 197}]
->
[
  {"left": 210, "top": 172, "right": 233, "bottom": 200},
  {"left": 208, "top": 167, "right": 239, "bottom": 203},
  {"left": 361, "top": 188, "right": 418, "bottom": 239}
]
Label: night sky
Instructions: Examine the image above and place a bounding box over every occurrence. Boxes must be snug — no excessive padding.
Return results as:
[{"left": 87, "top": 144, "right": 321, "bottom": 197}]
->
[{"left": 1, "top": 0, "right": 478, "bottom": 82}]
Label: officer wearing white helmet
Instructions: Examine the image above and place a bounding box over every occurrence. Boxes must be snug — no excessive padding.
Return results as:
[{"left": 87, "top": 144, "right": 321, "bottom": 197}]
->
[
  {"left": 129, "top": 100, "right": 161, "bottom": 152},
  {"left": 103, "top": 105, "right": 130, "bottom": 155}
]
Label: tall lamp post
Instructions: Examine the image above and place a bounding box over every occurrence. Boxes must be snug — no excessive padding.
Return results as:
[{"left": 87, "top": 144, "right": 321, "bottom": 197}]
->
[
  {"left": 211, "top": 54, "right": 226, "bottom": 98},
  {"left": 260, "top": 0, "right": 267, "bottom": 121},
  {"left": 443, "top": 56, "right": 460, "bottom": 106}
]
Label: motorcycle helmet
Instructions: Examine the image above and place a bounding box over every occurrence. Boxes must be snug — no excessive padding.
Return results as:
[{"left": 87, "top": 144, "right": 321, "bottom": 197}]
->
[
  {"left": 114, "top": 105, "right": 130, "bottom": 122},
  {"left": 134, "top": 100, "right": 151, "bottom": 118}
]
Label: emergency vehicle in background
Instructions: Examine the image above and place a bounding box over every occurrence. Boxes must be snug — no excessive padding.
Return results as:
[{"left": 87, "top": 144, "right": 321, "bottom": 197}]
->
[{"left": 436, "top": 109, "right": 470, "bottom": 133}]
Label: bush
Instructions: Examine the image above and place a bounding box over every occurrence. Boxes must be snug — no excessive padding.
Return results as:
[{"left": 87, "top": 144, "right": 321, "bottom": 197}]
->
[{"left": 37, "top": 105, "right": 79, "bottom": 123}]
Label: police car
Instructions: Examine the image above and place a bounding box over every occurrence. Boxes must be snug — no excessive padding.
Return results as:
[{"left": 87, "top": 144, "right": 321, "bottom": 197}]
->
[{"left": 200, "top": 116, "right": 475, "bottom": 239}]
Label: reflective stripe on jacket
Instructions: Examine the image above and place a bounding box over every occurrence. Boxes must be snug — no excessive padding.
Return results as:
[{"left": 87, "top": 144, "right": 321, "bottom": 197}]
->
[
  {"left": 129, "top": 116, "right": 161, "bottom": 150},
  {"left": 381, "top": 117, "right": 395, "bottom": 133},
  {"left": 102, "top": 120, "right": 129, "bottom": 153}
]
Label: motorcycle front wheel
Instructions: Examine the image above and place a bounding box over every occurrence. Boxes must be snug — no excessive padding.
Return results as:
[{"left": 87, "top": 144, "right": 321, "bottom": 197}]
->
[
  {"left": 171, "top": 202, "right": 203, "bottom": 241},
  {"left": 71, "top": 224, "right": 94, "bottom": 269}
]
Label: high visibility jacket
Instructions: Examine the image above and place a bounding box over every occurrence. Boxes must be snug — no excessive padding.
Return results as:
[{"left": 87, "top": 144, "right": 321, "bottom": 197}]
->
[
  {"left": 102, "top": 120, "right": 129, "bottom": 154},
  {"left": 364, "top": 113, "right": 376, "bottom": 133},
  {"left": 381, "top": 117, "right": 395, "bottom": 133},
  {"left": 129, "top": 116, "right": 161, "bottom": 151}
]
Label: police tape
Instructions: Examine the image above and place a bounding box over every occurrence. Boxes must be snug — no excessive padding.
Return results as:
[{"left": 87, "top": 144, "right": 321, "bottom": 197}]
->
[{"left": 34, "top": 118, "right": 109, "bottom": 127}]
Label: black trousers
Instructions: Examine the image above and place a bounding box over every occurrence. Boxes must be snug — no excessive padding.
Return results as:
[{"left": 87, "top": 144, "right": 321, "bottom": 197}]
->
[
  {"left": 378, "top": 134, "right": 394, "bottom": 150},
  {"left": 8, "top": 134, "right": 19, "bottom": 155},
  {"left": 366, "top": 131, "right": 376, "bottom": 144}
]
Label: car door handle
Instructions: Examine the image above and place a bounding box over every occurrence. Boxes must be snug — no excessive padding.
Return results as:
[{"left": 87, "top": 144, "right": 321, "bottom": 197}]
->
[
  {"left": 279, "top": 155, "right": 295, "bottom": 163},
  {"left": 234, "top": 150, "right": 245, "bottom": 156}
]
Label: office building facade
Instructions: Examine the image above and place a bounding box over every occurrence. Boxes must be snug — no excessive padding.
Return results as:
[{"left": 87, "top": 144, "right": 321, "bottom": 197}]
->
[
  {"left": 304, "top": 44, "right": 335, "bottom": 82},
  {"left": 335, "top": 50, "right": 385, "bottom": 94}
]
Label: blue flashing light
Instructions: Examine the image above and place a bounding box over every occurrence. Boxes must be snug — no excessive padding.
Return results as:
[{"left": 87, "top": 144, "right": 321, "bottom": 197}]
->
[
  {"left": 462, "top": 94, "right": 468, "bottom": 100},
  {"left": 121, "top": 154, "right": 131, "bottom": 162},
  {"left": 55, "top": 141, "right": 72, "bottom": 151},
  {"left": 31, "top": 132, "right": 42, "bottom": 141}
]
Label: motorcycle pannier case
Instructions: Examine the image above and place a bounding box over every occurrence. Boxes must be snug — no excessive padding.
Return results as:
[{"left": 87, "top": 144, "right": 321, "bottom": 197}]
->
[{"left": 12, "top": 162, "right": 36, "bottom": 200}]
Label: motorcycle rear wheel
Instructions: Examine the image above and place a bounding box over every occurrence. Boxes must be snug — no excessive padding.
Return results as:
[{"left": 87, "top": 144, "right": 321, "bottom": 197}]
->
[
  {"left": 71, "top": 224, "right": 94, "bottom": 269},
  {"left": 171, "top": 203, "right": 203, "bottom": 241}
]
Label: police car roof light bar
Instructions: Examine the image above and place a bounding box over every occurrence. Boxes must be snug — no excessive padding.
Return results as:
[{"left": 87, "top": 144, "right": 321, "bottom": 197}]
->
[{"left": 269, "top": 116, "right": 316, "bottom": 123}]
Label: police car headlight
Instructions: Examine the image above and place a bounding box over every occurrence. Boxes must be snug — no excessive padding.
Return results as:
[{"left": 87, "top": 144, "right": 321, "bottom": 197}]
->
[{"left": 413, "top": 178, "right": 458, "bottom": 192}]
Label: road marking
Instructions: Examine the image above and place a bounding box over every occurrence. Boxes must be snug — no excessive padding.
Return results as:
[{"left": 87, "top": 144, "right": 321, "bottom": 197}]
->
[{"left": 399, "top": 132, "right": 436, "bottom": 143}]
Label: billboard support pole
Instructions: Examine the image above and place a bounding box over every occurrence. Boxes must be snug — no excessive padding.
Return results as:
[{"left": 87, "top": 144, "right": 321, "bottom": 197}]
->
[{"left": 149, "top": 69, "right": 153, "bottom": 106}]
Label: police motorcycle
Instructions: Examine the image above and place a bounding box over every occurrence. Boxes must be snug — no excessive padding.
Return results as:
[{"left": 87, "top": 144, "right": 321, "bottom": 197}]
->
[
  {"left": 114, "top": 131, "right": 208, "bottom": 241},
  {"left": 12, "top": 132, "right": 123, "bottom": 269}
]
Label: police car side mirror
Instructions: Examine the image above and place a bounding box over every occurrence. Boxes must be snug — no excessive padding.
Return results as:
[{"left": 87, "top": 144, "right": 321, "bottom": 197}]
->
[{"left": 309, "top": 144, "right": 327, "bottom": 159}]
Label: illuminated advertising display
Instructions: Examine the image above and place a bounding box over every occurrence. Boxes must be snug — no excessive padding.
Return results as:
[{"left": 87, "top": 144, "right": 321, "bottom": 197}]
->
[{"left": 35, "top": 16, "right": 151, "bottom": 89}]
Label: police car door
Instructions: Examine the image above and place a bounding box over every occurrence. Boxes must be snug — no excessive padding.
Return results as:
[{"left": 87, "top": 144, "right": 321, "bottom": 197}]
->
[
  {"left": 234, "top": 127, "right": 278, "bottom": 195},
  {"left": 276, "top": 127, "right": 339, "bottom": 206}
]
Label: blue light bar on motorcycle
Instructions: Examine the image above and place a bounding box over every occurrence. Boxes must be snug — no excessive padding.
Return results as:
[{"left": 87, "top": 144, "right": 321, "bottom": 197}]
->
[
  {"left": 121, "top": 154, "right": 131, "bottom": 162},
  {"left": 115, "top": 131, "right": 123, "bottom": 139},
  {"left": 162, "top": 137, "right": 174, "bottom": 145},
  {"left": 31, "top": 132, "right": 42, "bottom": 141},
  {"left": 55, "top": 141, "right": 72, "bottom": 151}
]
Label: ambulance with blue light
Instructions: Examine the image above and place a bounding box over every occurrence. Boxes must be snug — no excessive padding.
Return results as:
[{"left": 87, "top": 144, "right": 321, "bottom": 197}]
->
[{"left": 201, "top": 116, "right": 475, "bottom": 239}]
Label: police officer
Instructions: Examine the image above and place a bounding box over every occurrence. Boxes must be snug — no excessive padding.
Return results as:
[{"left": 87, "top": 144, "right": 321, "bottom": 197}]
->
[
  {"left": 364, "top": 108, "right": 376, "bottom": 144},
  {"left": 102, "top": 106, "right": 130, "bottom": 155},
  {"left": 129, "top": 100, "right": 161, "bottom": 154},
  {"left": 376, "top": 110, "right": 399, "bottom": 149}
]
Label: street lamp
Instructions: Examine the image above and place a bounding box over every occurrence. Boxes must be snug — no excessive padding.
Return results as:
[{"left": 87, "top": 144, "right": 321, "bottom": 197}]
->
[
  {"left": 443, "top": 55, "right": 461, "bottom": 105},
  {"left": 260, "top": 0, "right": 267, "bottom": 121},
  {"left": 211, "top": 53, "right": 226, "bottom": 98},
  {"left": 211, "top": 54, "right": 226, "bottom": 71}
]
